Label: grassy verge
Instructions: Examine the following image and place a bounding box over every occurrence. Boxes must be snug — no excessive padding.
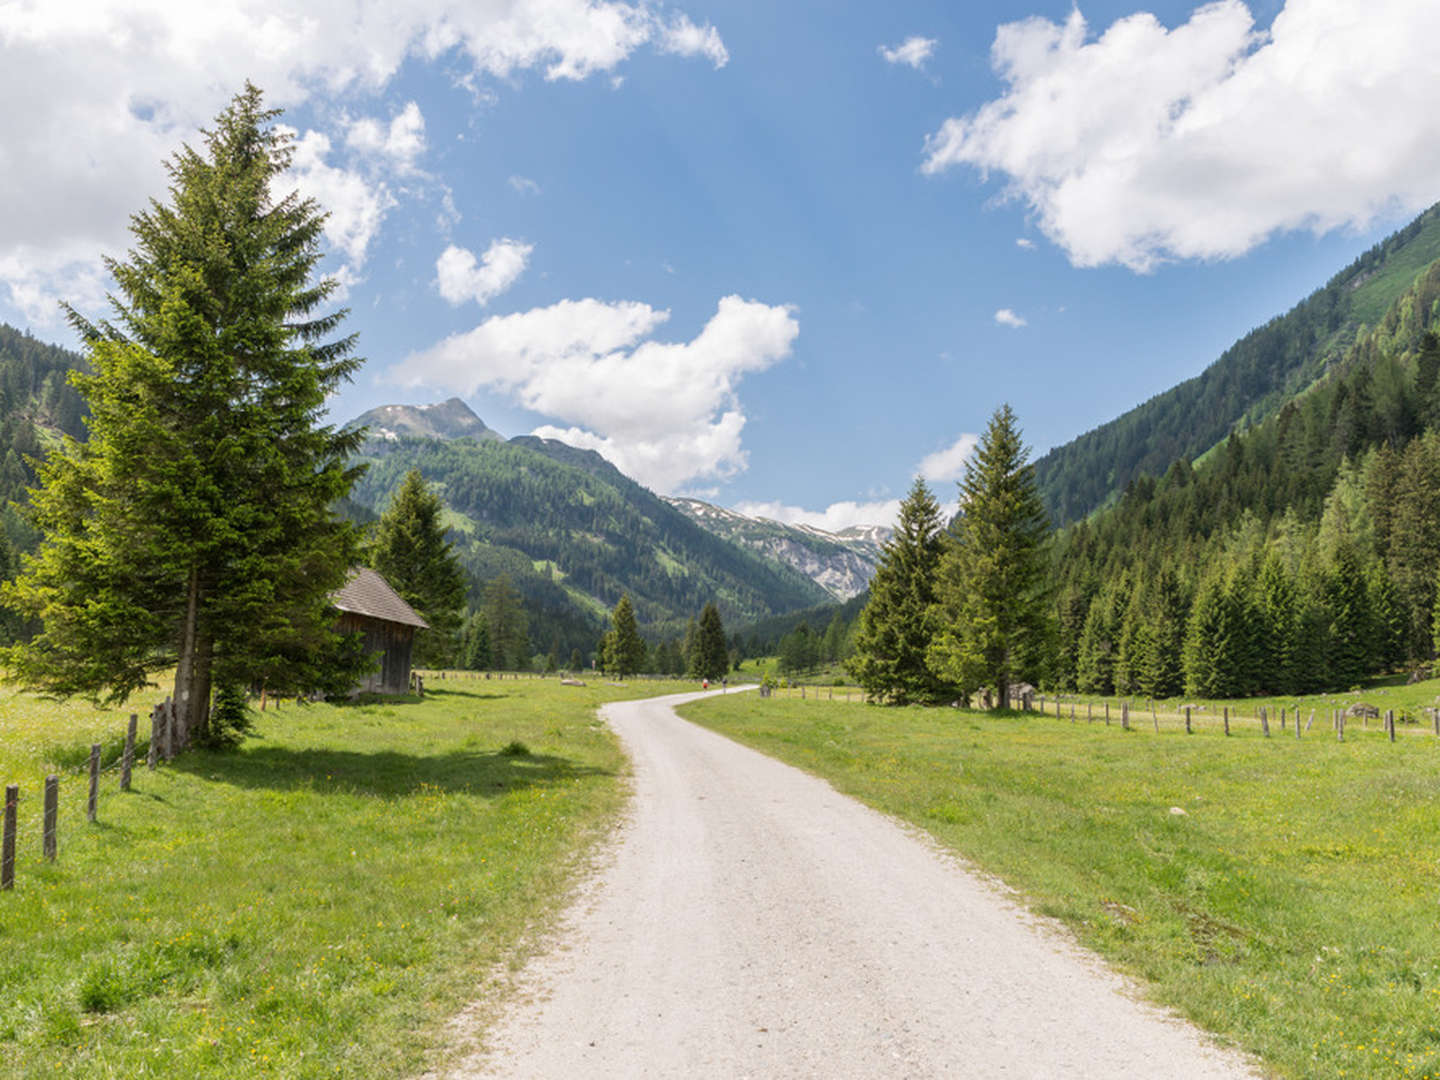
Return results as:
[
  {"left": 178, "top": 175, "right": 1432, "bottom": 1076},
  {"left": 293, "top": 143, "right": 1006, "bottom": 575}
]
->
[
  {"left": 680, "top": 689, "right": 1440, "bottom": 1080},
  {"left": 0, "top": 675, "right": 683, "bottom": 1078}
]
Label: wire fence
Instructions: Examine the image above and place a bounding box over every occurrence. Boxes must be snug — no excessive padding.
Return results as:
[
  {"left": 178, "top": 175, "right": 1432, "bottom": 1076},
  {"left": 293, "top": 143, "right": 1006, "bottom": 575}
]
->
[{"left": 2, "top": 699, "right": 185, "bottom": 892}]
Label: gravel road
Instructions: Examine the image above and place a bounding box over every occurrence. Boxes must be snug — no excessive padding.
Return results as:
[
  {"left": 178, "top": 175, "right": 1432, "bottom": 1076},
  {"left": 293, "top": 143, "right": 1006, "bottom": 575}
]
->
[{"left": 447, "top": 689, "right": 1261, "bottom": 1079}]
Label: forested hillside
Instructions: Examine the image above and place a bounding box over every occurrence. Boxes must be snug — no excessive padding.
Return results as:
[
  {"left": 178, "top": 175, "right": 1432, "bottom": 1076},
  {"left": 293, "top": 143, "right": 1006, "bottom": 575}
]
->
[
  {"left": 1048, "top": 255, "right": 1440, "bottom": 697},
  {"left": 349, "top": 434, "right": 835, "bottom": 656},
  {"left": 1033, "top": 204, "right": 1440, "bottom": 526}
]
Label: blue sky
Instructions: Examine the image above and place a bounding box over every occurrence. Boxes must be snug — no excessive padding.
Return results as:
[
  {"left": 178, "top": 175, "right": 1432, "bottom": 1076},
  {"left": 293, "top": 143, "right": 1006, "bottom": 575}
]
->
[{"left": 3, "top": 0, "right": 1437, "bottom": 528}]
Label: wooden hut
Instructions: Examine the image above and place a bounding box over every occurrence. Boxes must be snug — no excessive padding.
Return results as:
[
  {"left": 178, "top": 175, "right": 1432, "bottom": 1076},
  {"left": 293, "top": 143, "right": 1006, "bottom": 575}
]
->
[{"left": 333, "top": 567, "right": 429, "bottom": 695}]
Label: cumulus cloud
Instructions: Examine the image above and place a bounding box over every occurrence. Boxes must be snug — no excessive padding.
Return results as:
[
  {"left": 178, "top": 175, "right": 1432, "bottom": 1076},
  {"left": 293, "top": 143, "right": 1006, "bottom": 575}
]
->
[
  {"left": 0, "top": 0, "right": 727, "bottom": 320},
  {"left": 734, "top": 498, "right": 907, "bottom": 534},
  {"left": 918, "top": 433, "right": 980, "bottom": 483},
  {"left": 287, "top": 129, "right": 396, "bottom": 267},
  {"left": 435, "top": 239, "right": 534, "bottom": 306},
  {"left": 922, "top": 0, "right": 1440, "bottom": 270},
  {"left": 508, "top": 175, "right": 542, "bottom": 197},
  {"left": 391, "top": 295, "right": 798, "bottom": 492},
  {"left": 994, "top": 308, "right": 1027, "bottom": 328},
  {"left": 879, "top": 36, "right": 938, "bottom": 70},
  {"left": 346, "top": 101, "right": 426, "bottom": 172},
  {"left": 735, "top": 433, "right": 978, "bottom": 533}
]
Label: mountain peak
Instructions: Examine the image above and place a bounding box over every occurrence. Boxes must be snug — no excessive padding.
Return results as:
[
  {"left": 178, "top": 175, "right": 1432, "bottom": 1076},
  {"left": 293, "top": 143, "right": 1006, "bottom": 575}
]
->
[{"left": 349, "top": 398, "right": 502, "bottom": 443}]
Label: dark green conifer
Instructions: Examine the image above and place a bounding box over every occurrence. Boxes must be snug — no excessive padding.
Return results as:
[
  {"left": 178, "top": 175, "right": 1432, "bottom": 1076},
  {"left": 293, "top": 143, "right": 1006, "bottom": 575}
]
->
[
  {"left": 927, "top": 405, "right": 1050, "bottom": 708},
  {"left": 849, "top": 479, "right": 950, "bottom": 704}
]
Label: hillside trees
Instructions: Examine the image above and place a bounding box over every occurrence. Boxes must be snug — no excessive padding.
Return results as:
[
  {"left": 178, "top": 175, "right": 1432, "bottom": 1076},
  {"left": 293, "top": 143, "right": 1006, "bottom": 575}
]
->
[
  {"left": 928, "top": 406, "right": 1051, "bottom": 708},
  {"left": 849, "top": 479, "right": 951, "bottom": 704},
  {"left": 3, "top": 85, "right": 365, "bottom": 742},
  {"left": 370, "top": 469, "right": 467, "bottom": 666}
]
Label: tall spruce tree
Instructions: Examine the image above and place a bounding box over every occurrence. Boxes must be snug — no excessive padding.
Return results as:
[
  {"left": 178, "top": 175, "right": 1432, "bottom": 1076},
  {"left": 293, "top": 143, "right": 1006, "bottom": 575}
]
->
[
  {"left": 371, "top": 469, "right": 467, "bottom": 667},
  {"left": 849, "top": 478, "right": 951, "bottom": 704},
  {"left": 692, "top": 602, "right": 729, "bottom": 682},
  {"left": 927, "top": 406, "right": 1050, "bottom": 708},
  {"left": 484, "top": 575, "right": 529, "bottom": 670},
  {"left": 3, "top": 85, "right": 364, "bottom": 741},
  {"left": 601, "top": 594, "right": 645, "bottom": 678}
]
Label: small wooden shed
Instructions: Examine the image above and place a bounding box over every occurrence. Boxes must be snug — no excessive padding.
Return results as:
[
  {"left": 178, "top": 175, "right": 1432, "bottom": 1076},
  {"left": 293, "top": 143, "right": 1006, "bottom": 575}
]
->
[{"left": 333, "top": 567, "right": 430, "bottom": 695}]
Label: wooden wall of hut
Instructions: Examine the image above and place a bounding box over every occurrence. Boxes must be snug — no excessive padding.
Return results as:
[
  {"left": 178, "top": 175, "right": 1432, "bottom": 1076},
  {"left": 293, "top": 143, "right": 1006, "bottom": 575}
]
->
[{"left": 338, "top": 612, "right": 417, "bottom": 695}]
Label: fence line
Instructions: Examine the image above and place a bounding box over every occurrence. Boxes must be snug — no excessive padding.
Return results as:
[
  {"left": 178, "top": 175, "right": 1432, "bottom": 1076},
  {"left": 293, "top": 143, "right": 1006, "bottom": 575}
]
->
[{"left": 2, "top": 702, "right": 181, "bottom": 895}]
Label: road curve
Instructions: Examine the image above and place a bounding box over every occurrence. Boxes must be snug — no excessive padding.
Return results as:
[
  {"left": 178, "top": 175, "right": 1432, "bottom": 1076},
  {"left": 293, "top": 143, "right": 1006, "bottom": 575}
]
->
[{"left": 449, "top": 689, "right": 1260, "bottom": 1079}]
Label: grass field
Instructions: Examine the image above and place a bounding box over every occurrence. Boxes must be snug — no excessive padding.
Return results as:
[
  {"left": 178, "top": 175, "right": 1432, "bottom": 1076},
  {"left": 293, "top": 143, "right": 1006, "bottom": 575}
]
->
[
  {"left": 680, "top": 686, "right": 1440, "bottom": 1080},
  {"left": 0, "top": 674, "right": 682, "bottom": 1079}
]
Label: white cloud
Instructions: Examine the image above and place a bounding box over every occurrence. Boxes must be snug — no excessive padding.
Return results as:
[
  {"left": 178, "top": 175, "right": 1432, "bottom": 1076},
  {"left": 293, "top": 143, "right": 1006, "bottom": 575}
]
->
[
  {"left": 435, "top": 239, "right": 534, "bottom": 306},
  {"left": 994, "top": 308, "right": 1027, "bottom": 328},
  {"left": 0, "top": 0, "right": 727, "bottom": 319},
  {"left": 922, "top": 0, "right": 1440, "bottom": 271},
  {"left": 879, "top": 36, "right": 938, "bottom": 70},
  {"left": 287, "top": 129, "right": 395, "bottom": 268},
  {"left": 918, "top": 433, "right": 980, "bottom": 483},
  {"left": 735, "top": 434, "right": 977, "bottom": 533},
  {"left": 658, "top": 14, "right": 730, "bottom": 67},
  {"left": 735, "top": 498, "right": 906, "bottom": 533},
  {"left": 1015, "top": 237, "right": 1035, "bottom": 249},
  {"left": 346, "top": 101, "right": 426, "bottom": 172},
  {"left": 508, "top": 175, "right": 542, "bottom": 197},
  {"left": 392, "top": 295, "right": 798, "bottom": 492}
]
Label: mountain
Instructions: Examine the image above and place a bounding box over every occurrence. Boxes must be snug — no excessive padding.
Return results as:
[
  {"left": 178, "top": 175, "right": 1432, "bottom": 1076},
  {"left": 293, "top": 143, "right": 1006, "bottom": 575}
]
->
[
  {"left": 1033, "top": 202, "right": 1440, "bottom": 526},
  {"left": 348, "top": 425, "right": 836, "bottom": 656},
  {"left": 349, "top": 398, "right": 502, "bottom": 442},
  {"left": 664, "top": 497, "right": 887, "bottom": 600}
]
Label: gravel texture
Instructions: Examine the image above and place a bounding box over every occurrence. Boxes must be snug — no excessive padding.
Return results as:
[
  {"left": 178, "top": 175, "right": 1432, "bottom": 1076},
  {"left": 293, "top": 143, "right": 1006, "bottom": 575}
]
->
[{"left": 445, "top": 690, "right": 1262, "bottom": 1079}]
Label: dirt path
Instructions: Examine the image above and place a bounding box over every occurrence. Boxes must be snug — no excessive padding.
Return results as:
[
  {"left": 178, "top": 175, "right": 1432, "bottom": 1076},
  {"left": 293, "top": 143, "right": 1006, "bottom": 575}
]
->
[{"left": 443, "top": 690, "right": 1261, "bottom": 1078}]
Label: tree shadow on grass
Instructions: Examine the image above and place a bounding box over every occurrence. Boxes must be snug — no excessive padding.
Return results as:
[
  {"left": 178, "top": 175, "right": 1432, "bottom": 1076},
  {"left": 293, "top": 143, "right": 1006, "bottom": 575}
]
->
[{"left": 171, "top": 745, "right": 611, "bottom": 800}]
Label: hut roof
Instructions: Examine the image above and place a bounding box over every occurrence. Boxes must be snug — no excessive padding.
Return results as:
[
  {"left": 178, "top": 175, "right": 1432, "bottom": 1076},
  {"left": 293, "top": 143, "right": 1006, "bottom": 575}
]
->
[{"left": 333, "top": 567, "right": 430, "bottom": 630}]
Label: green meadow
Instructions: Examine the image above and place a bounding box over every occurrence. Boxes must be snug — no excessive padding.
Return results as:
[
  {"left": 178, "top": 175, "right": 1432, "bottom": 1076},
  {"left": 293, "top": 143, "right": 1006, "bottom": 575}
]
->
[
  {"left": 682, "top": 686, "right": 1440, "bottom": 1080},
  {"left": 0, "top": 675, "right": 678, "bottom": 1078}
]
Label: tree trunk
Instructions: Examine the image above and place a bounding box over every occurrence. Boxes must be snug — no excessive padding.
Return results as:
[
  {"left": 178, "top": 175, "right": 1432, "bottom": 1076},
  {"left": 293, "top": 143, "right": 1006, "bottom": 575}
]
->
[{"left": 172, "top": 567, "right": 206, "bottom": 747}]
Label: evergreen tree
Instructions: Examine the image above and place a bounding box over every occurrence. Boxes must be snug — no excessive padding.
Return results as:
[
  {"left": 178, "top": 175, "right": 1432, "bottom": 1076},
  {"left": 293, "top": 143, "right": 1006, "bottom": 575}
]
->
[
  {"left": 1183, "top": 572, "right": 1236, "bottom": 699},
  {"left": 1255, "top": 552, "right": 1299, "bottom": 693},
  {"left": 3, "top": 85, "right": 364, "bottom": 740},
  {"left": 601, "top": 594, "right": 645, "bottom": 678},
  {"left": 1141, "top": 569, "right": 1187, "bottom": 699},
  {"left": 371, "top": 469, "right": 467, "bottom": 667},
  {"left": 692, "top": 603, "right": 729, "bottom": 681},
  {"left": 484, "top": 574, "right": 529, "bottom": 670},
  {"left": 461, "top": 613, "right": 491, "bottom": 670},
  {"left": 849, "top": 478, "right": 952, "bottom": 704},
  {"left": 1325, "top": 542, "right": 1373, "bottom": 688},
  {"left": 928, "top": 407, "right": 1050, "bottom": 708}
]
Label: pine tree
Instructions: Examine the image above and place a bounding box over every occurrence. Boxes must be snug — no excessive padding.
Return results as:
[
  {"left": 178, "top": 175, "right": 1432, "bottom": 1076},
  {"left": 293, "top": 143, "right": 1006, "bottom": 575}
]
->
[
  {"left": 371, "top": 469, "right": 468, "bottom": 667},
  {"left": 928, "top": 406, "right": 1050, "bottom": 708},
  {"left": 3, "top": 85, "right": 364, "bottom": 740},
  {"left": 461, "top": 613, "right": 491, "bottom": 670},
  {"left": 693, "top": 603, "right": 729, "bottom": 682},
  {"left": 849, "top": 478, "right": 951, "bottom": 704},
  {"left": 601, "top": 594, "right": 646, "bottom": 678},
  {"left": 1183, "top": 572, "right": 1234, "bottom": 699},
  {"left": 484, "top": 575, "right": 529, "bottom": 670}
]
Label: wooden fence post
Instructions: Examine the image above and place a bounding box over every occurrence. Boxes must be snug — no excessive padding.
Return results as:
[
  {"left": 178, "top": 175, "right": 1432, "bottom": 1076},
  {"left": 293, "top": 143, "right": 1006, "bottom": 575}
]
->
[
  {"left": 1260, "top": 706, "right": 1270, "bottom": 738},
  {"left": 1105, "top": 702, "right": 1110, "bottom": 726},
  {"left": 1433, "top": 707, "right": 1439, "bottom": 737},
  {"left": 1280, "top": 707, "right": 1286, "bottom": 731},
  {"left": 162, "top": 699, "right": 174, "bottom": 761},
  {"left": 1295, "top": 709, "right": 1301, "bottom": 739},
  {"left": 121, "top": 713, "right": 137, "bottom": 792},
  {"left": 1388, "top": 710, "right": 1396, "bottom": 743},
  {"left": 1306, "top": 709, "right": 1316, "bottom": 733},
  {"left": 1223, "top": 705, "right": 1230, "bottom": 736},
  {"left": 1338, "top": 711, "right": 1345, "bottom": 742},
  {"left": 1185, "top": 706, "right": 1192, "bottom": 734},
  {"left": 1121, "top": 700, "right": 1129, "bottom": 731},
  {"left": 1087, "top": 702, "right": 1093, "bottom": 723},
  {"left": 43, "top": 775, "right": 57, "bottom": 861},
  {"left": 2, "top": 784, "right": 16, "bottom": 890},
  {"left": 87, "top": 744, "right": 100, "bottom": 823},
  {"left": 1152, "top": 703, "right": 1159, "bottom": 733},
  {"left": 147, "top": 707, "right": 159, "bottom": 770}
]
